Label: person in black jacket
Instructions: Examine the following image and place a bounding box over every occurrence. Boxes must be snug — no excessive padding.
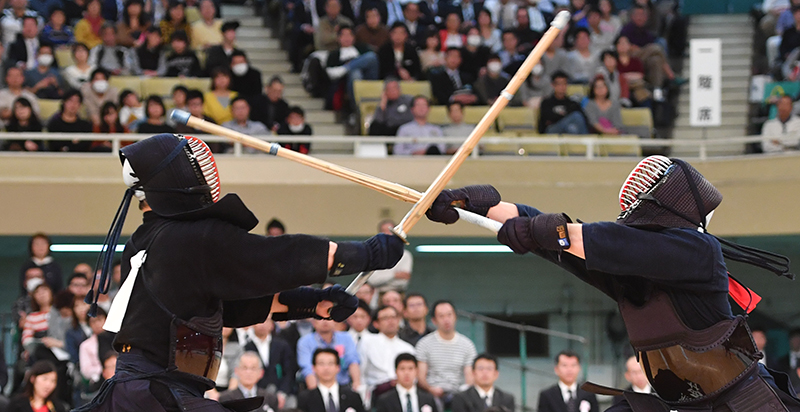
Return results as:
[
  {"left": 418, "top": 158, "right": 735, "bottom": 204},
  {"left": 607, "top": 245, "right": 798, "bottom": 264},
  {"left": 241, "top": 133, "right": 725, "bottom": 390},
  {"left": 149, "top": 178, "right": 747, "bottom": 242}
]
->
[
  {"left": 536, "top": 351, "right": 598, "bottom": 412},
  {"left": 277, "top": 105, "right": 312, "bottom": 154},
  {"left": 75, "top": 133, "right": 403, "bottom": 412},
  {"left": 375, "top": 353, "right": 438, "bottom": 412},
  {"left": 249, "top": 75, "right": 289, "bottom": 132},
  {"left": 452, "top": 354, "right": 514, "bottom": 412},
  {"left": 298, "top": 348, "right": 366, "bottom": 412},
  {"left": 428, "top": 47, "right": 477, "bottom": 105},
  {"left": 378, "top": 22, "right": 422, "bottom": 80},
  {"left": 325, "top": 25, "right": 379, "bottom": 109},
  {"left": 229, "top": 50, "right": 263, "bottom": 98},
  {"left": 164, "top": 30, "right": 202, "bottom": 77},
  {"left": 537, "top": 71, "right": 587, "bottom": 134},
  {"left": 6, "top": 16, "right": 45, "bottom": 70},
  {"left": 242, "top": 319, "right": 296, "bottom": 404},
  {"left": 133, "top": 26, "right": 166, "bottom": 76},
  {"left": 287, "top": 0, "right": 315, "bottom": 72},
  {"left": 204, "top": 20, "right": 243, "bottom": 76}
]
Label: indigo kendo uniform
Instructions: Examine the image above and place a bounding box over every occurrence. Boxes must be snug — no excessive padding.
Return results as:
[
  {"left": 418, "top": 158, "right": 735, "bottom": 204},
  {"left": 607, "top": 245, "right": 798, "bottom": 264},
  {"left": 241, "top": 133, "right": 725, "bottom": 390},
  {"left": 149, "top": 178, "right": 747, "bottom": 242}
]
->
[
  {"left": 78, "top": 134, "right": 404, "bottom": 412},
  {"left": 425, "top": 156, "right": 800, "bottom": 412}
]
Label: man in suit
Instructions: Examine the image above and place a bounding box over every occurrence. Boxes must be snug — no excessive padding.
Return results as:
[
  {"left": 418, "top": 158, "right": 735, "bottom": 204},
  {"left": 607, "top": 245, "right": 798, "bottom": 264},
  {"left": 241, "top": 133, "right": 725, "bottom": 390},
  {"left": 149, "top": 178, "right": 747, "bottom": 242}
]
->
[
  {"left": 219, "top": 351, "right": 280, "bottom": 412},
  {"left": 375, "top": 353, "right": 438, "bottom": 412},
  {"left": 611, "top": 356, "right": 652, "bottom": 406},
  {"left": 5, "top": 15, "right": 43, "bottom": 71},
  {"left": 401, "top": 3, "right": 428, "bottom": 49},
  {"left": 452, "top": 354, "right": 514, "bottom": 412},
  {"left": 429, "top": 47, "right": 477, "bottom": 105},
  {"left": 298, "top": 348, "right": 366, "bottom": 412},
  {"left": 377, "top": 22, "right": 422, "bottom": 80},
  {"left": 537, "top": 350, "right": 598, "bottom": 412},
  {"left": 243, "top": 318, "right": 297, "bottom": 409}
]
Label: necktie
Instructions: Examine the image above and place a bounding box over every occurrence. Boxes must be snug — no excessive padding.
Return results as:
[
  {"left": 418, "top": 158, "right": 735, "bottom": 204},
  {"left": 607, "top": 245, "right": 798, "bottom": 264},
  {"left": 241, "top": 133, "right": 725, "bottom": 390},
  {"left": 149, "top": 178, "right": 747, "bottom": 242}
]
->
[
  {"left": 566, "top": 390, "right": 577, "bottom": 412},
  {"left": 484, "top": 395, "right": 491, "bottom": 407},
  {"left": 327, "top": 392, "right": 337, "bottom": 412},
  {"left": 449, "top": 71, "right": 462, "bottom": 89},
  {"left": 406, "top": 393, "right": 413, "bottom": 412}
]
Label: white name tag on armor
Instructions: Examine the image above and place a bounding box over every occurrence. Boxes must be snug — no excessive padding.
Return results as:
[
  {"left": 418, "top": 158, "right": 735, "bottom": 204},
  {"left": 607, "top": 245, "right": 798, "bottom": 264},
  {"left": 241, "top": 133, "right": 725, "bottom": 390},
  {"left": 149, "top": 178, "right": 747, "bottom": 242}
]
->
[{"left": 104, "top": 250, "right": 147, "bottom": 333}]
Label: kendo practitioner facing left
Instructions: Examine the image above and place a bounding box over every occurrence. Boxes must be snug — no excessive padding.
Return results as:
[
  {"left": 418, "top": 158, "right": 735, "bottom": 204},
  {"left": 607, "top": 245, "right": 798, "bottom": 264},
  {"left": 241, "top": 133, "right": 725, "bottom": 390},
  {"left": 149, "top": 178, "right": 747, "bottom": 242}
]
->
[
  {"left": 77, "top": 134, "right": 404, "bottom": 412},
  {"left": 424, "top": 156, "right": 800, "bottom": 412}
]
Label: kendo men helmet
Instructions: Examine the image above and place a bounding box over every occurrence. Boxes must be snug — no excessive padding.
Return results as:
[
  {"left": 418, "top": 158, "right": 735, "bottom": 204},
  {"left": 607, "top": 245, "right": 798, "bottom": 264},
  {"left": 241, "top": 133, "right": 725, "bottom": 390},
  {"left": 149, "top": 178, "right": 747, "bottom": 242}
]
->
[
  {"left": 120, "top": 133, "right": 220, "bottom": 216},
  {"left": 617, "top": 156, "right": 722, "bottom": 230}
]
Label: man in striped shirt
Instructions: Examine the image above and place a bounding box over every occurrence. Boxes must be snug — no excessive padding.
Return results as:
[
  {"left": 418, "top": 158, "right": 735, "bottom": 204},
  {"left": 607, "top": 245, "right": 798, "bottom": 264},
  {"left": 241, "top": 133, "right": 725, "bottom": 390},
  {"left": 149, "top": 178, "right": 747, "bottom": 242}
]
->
[{"left": 415, "top": 300, "right": 477, "bottom": 410}]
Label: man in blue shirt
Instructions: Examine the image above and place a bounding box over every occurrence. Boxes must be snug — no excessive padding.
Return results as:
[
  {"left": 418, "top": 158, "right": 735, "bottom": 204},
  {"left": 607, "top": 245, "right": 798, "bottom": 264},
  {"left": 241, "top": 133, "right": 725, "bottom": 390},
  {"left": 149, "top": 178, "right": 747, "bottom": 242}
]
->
[{"left": 297, "top": 318, "right": 361, "bottom": 389}]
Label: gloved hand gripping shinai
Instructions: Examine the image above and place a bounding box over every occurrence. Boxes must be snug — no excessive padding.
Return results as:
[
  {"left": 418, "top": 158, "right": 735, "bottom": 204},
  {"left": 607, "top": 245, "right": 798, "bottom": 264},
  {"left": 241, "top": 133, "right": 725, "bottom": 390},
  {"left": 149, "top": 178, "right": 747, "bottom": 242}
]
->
[
  {"left": 273, "top": 285, "right": 358, "bottom": 322},
  {"left": 497, "top": 213, "right": 572, "bottom": 254},
  {"left": 426, "top": 185, "right": 501, "bottom": 224},
  {"left": 329, "top": 233, "right": 404, "bottom": 277}
]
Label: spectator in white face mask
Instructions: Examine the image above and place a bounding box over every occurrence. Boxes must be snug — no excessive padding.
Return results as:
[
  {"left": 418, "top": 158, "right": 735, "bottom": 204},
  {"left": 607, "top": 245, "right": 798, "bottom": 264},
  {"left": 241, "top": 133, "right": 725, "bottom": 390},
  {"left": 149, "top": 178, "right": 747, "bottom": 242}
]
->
[
  {"left": 277, "top": 106, "right": 312, "bottom": 154},
  {"left": 23, "top": 44, "right": 65, "bottom": 99},
  {"left": 229, "top": 50, "right": 263, "bottom": 98},
  {"left": 80, "top": 68, "right": 119, "bottom": 126},
  {"left": 474, "top": 54, "right": 512, "bottom": 105}
]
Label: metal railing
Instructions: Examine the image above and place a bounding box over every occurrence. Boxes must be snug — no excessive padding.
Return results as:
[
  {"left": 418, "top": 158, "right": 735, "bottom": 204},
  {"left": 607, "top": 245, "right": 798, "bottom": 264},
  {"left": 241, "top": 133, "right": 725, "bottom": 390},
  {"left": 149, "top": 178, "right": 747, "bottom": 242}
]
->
[
  {"left": 0, "top": 132, "right": 790, "bottom": 160},
  {"left": 457, "top": 309, "right": 587, "bottom": 411}
]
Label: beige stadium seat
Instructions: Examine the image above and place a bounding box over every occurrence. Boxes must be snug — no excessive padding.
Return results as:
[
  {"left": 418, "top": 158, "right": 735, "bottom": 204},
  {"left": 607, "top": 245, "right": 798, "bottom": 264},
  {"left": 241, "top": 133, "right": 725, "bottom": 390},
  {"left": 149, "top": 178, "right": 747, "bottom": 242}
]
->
[
  {"left": 567, "top": 84, "right": 588, "bottom": 98},
  {"left": 561, "top": 134, "right": 602, "bottom": 157},
  {"left": 518, "top": 132, "right": 562, "bottom": 156},
  {"left": 620, "top": 107, "right": 654, "bottom": 138},
  {"left": 38, "top": 99, "right": 62, "bottom": 122},
  {"left": 181, "top": 77, "right": 211, "bottom": 94},
  {"left": 55, "top": 47, "right": 74, "bottom": 68},
  {"left": 109, "top": 76, "right": 143, "bottom": 96},
  {"left": 463, "top": 105, "right": 490, "bottom": 125},
  {"left": 598, "top": 134, "right": 642, "bottom": 156},
  {"left": 353, "top": 80, "right": 383, "bottom": 105},
  {"left": 359, "top": 101, "right": 378, "bottom": 135},
  {"left": 400, "top": 81, "right": 432, "bottom": 99},
  {"left": 498, "top": 107, "right": 537, "bottom": 132},
  {"left": 142, "top": 78, "right": 183, "bottom": 98},
  {"left": 427, "top": 105, "right": 448, "bottom": 126},
  {"left": 481, "top": 131, "right": 521, "bottom": 155}
]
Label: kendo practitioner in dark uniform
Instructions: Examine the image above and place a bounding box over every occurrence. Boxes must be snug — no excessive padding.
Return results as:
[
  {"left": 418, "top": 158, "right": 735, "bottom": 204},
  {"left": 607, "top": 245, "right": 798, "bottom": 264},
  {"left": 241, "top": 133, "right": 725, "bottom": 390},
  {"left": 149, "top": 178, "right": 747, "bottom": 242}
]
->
[
  {"left": 76, "top": 133, "right": 404, "bottom": 412},
  {"left": 424, "top": 155, "right": 800, "bottom": 412}
]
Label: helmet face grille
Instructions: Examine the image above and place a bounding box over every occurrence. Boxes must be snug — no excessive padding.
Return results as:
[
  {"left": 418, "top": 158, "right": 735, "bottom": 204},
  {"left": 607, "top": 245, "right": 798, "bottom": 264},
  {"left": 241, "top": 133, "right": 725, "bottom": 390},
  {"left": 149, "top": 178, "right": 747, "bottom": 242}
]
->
[
  {"left": 184, "top": 136, "right": 221, "bottom": 202},
  {"left": 619, "top": 155, "right": 673, "bottom": 212}
]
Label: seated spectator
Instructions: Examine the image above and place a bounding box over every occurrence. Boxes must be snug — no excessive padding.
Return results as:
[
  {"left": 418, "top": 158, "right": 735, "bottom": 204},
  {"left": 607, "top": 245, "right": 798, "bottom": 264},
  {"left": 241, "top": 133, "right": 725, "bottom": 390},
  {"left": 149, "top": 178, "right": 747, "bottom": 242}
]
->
[
  {"left": 460, "top": 27, "right": 492, "bottom": 80},
  {"left": 598, "top": 0, "right": 621, "bottom": 36},
  {"left": 474, "top": 54, "right": 510, "bottom": 105},
  {"left": 89, "top": 23, "right": 133, "bottom": 75},
  {"left": 116, "top": 0, "right": 150, "bottom": 48},
  {"left": 1, "top": 0, "right": 40, "bottom": 47},
  {"left": 297, "top": 348, "right": 366, "bottom": 412},
  {"left": 477, "top": 9, "right": 502, "bottom": 52},
  {"left": 117, "top": 89, "right": 145, "bottom": 129},
  {"left": 218, "top": 351, "right": 279, "bottom": 410},
  {"left": 6, "top": 16, "right": 43, "bottom": 70},
  {"left": 250, "top": 75, "right": 289, "bottom": 131},
  {"left": 378, "top": 23, "right": 421, "bottom": 80},
  {"left": 347, "top": 300, "right": 374, "bottom": 346},
  {"left": 222, "top": 97, "right": 268, "bottom": 144},
  {"left": 536, "top": 351, "right": 598, "bottom": 412},
  {"left": 566, "top": 28, "right": 596, "bottom": 84},
  {"left": 402, "top": 2, "right": 428, "bottom": 49},
  {"left": 780, "top": 6, "right": 800, "bottom": 65},
  {"left": 80, "top": 68, "right": 119, "bottom": 126},
  {"left": 497, "top": 31, "right": 524, "bottom": 74},
  {"left": 132, "top": 26, "right": 166, "bottom": 76},
  {"left": 21, "top": 281, "right": 61, "bottom": 359},
  {"left": 3, "top": 97, "right": 44, "bottom": 151},
  {"left": 164, "top": 30, "right": 202, "bottom": 77},
  {"left": 415, "top": 301, "right": 477, "bottom": 407},
  {"left": 611, "top": 356, "right": 652, "bottom": 404},
  {"left": 297, "top": 318, "right": 361, "bottom": 389},
  {"left": 395, "top": 95, "right": 445, "bottom": 155},
  {"left": 375, "top": 353, "right": 438, "bottom": 412},
  {"left": 62, "top": 43, "right": 96, "bottom": 90},
  {"left": 518, "top": 63, "right": 551, "bottom": 109},
  {"left": 41, "top": 7, "right": 74, "bottom": 46},
  {"left": 586, "top": 8, "right": 612, "bottom": 54},
  {"left": 513, "top": 8, "right": 540, "bottom": 51},
  {"left": 137, "top": 95, "right": 174, "bottom": 134},
  {"left": 614, "top": 35, "right": 650, "bottom": 103},
  {"left": 595, "top": 50, "right": 628, "bottom": 104},
  {"left": 538, "top": 71, "right": 587, "bottom": 134},
  {"left": 7, "top": 360, "right": 66, "bottom": 412},
  {"left": 161, "top": 0, "right": 192, "bottom": 46},
  {"left": 398, "top": 293, "right": 433, "bottom": 346},
  {"left": 265, "top": 218, "right": 286, "bottom": 236},
  {"left": 276, "top": 106, "right": 312, "bottom": 153},
  {"left": 172, "top": 85, "right": 188, "bottom": 112},
  {"left": 618, "top": 6, "right": 675, "bottom": 95},
  {"left": 541, "top": 31, "right": 570, "bottom": 79},
  {"left": 214, "top": 327, "right": 243, "bottom": 392},
  {"left": 190, "top": 0, "right": 222, "bottom": 50},
  {"left": 287, "top": 0, "right": 316, "bottom": 72},
  {"left": 93, "top": 102, "right": 125, "bottom": 137},
  {"left": 12, "top": 267, "right": 43, "bottom": 330},
  {"left": 443, "top": 101, "right": 474, "bottom": 137},
  {"left": 452, "top": 354, "right": 514, "bottom": 412},
  {"left": 46, "top": 90, "right": 94, "bottom": 151},
  {"left": 419, "top": 32, "right": 445, "bottom": 73},
  {"left": 65, "top": 297, "right": 91, "bottom": 364},
  {"left": 18, "top": 233, "right": 62, "bottom": 296},
  {"left": 174, "top": 89, "right": 215, "bottom": 135},
  {"left": 439, "top": 13, "right": 465, "bottom": 50},
  {"left": 523, "top": 1, "right": 549, "bottom": 35},
  {"left": 380, "top": 290, "right": 405, "bottom": 316},
  {"left": 356, "top": 283, "right": 377, "bottom": 310},
  {"left": 73, "top": 0, "right": 104, "bottom": 49},
  {"left": 242, "top": 319, "right": 295, "bottom": 406},
  {"left": 230, "top": 50, "right": 263, "bottom": 98},
  {"left": 429, "top": 47, "right": 477, "bottom": 105},
  {"left": 369, "top": 78, "right": 413, "bottom": 136},
  {"left": 761, "top": 94, "right": 800, "bottom": 153},
  {"left": 203, "top": 66, "right": 237, "bottom": 124},
  {"left": 325, "top": 26, "right": 379, "bottom": 109},
  {"left": 205, "top": 20, "right": 243, "bottom": 75},
  {"left": 78, "top": 308, "right": 114, "bottom": 386},
  {"left": 66, "top": 272, "right": 90, "bottom": 299},
  {"left": 356, "top": 7, "right": 389, "bottom": 52},
  {"left": 384, "top": 0, "right": 405, "bottom": 26},
  {"left": 359, "top": 305, "right": 415, "bottom": 401},
  {"left": 584, "top": 75, "right": 623, "bottom": 135},
  {"left": 24, "top": 44, "right": 65, "bottom": 99},
  {"left": 316, "top": 0, "right": 354, "bottom": 51},
  {"left": 489, "top": 0, "right": 516, "bottom": 32}
]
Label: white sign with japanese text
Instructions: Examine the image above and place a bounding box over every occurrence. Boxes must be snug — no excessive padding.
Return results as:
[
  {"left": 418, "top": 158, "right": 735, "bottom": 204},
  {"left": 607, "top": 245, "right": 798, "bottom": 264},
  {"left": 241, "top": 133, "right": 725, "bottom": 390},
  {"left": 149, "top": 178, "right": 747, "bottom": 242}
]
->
[{"left": 690, "top": 39, "right": 722, "bottom": 127}]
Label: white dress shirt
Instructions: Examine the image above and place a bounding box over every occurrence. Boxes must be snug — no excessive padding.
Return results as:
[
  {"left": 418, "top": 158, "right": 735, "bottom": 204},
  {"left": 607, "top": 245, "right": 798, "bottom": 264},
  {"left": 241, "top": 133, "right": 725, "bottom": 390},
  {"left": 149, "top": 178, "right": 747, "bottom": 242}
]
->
[
  {"left": 474, "top": 386, "right": 495, "bottom": 406},
  {"left": 318, "top": 382, "right": 340, "bottom": 411},
  {"left": 240, "top": 384, "right": 259, "bottom": 398},
  {"left": 396, "top": 384, "right": 419, "bottom": 412},
  {"left": 251, "top": 334, "right": 272, "bottom": 367},
  {"left": 631, "top": 383, "right": 652, "bottom": 394},
  {"left": 761, "top": 114, "right": 800, "bottom": 153},
  {"left": 558, "top": 381, "right": 578, "bottom": 403},
  {"left": 359, "top": 333, "right": 415, "bottom": 387}
]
